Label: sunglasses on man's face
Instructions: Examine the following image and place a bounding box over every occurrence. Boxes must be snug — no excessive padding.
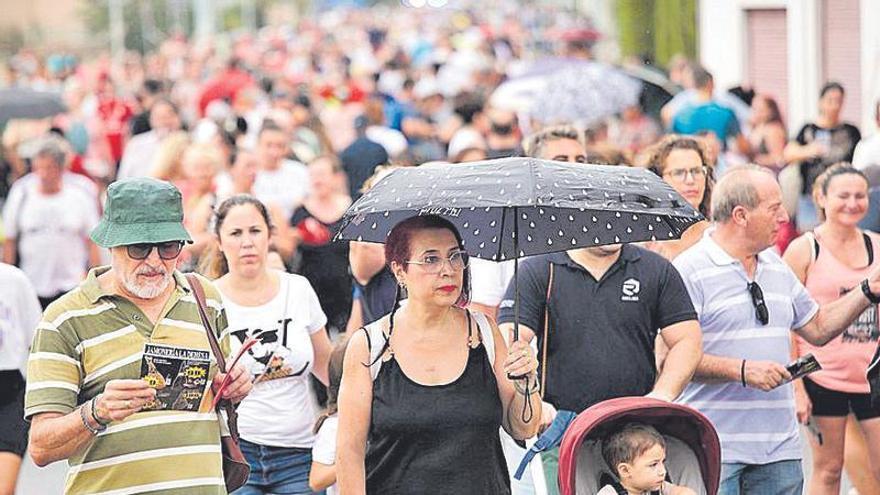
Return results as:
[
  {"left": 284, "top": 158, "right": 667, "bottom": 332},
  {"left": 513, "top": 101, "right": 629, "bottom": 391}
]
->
[
  {"left": 126, "top": 241, "right": 184, "bottom": 260},
  {"left": 747, "top": 281, "right": 769, "bottom": 325}
]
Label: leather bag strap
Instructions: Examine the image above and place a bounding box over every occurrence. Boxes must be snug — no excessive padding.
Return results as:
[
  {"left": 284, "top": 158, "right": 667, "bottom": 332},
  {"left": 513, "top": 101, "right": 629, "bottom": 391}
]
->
[{"left": 185, "top": 273, "right": 241, "bottom": 441}]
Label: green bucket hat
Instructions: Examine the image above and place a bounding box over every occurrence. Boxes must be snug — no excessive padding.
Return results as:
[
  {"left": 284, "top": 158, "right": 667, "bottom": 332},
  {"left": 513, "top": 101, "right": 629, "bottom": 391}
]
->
[{"left": 90, "top": 177, "right": 193, "bottom": 248}]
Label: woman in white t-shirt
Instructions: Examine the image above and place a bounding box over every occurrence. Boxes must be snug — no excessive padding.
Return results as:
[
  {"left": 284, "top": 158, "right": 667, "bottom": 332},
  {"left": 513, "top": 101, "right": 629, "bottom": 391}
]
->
[{"left": 203, "top": 194, "right": 332, "bottom": 495}]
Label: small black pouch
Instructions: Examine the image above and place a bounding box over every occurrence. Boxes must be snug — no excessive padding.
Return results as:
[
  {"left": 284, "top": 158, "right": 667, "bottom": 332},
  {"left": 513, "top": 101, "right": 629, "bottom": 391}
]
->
[{"left": 868, "top": 345, "right": 880, "bottom": 410}]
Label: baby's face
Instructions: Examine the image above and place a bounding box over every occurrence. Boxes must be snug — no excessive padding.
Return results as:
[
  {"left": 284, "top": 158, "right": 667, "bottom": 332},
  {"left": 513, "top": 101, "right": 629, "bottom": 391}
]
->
[{"left": 626, "top": 444, "right": 667, "bottom": 491}]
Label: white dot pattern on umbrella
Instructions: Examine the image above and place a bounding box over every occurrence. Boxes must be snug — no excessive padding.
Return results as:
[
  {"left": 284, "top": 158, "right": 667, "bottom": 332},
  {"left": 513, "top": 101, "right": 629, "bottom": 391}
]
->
[
  {"left": 334, "top": 158, "right": 704, "bottom": 260},
  {"left": 338, "top": 204, "right": 694, "bottom": 260}
]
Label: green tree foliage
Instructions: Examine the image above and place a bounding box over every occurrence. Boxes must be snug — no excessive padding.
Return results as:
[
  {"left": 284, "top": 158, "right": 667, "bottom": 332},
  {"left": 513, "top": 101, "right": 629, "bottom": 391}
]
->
[
  {"left": 79, "top": 0, "right": 194, "bottom": 54},
  {"left": 615, "top": 0, "right": 697, "bottom": 67}
]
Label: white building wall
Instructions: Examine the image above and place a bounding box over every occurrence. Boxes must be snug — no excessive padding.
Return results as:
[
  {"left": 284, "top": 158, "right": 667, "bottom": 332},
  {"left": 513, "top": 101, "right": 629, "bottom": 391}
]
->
[
  {"left": 698, "top": 0, "right": 746, "bottom": 95},
  {"left": 699, "top": 0, "right": 878, "bottom": 135},
  {"left": 861, "top": 0, "right": 880, "bottom": 135},
  {"left": 785, "top": 0, "right": 822, "bottom": 133}
]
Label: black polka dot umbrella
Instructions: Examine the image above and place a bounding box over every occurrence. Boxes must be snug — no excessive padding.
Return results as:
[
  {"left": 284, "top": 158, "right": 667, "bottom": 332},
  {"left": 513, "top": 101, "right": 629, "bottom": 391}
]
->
[{"left": 334, "top": 157, "right": 704, "bottom": 339}]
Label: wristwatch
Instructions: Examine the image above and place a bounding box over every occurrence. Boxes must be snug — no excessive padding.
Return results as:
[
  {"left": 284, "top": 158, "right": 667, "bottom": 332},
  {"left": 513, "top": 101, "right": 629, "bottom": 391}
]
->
[{"left": 860, "top": 279, "right": 880, "bottom": 304}]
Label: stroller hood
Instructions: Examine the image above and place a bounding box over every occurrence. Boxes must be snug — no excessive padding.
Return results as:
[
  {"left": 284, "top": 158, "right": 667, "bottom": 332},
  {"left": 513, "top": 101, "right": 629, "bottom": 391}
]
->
[{"left": 558, "top": 397, "right": 721, "bottom": 495}]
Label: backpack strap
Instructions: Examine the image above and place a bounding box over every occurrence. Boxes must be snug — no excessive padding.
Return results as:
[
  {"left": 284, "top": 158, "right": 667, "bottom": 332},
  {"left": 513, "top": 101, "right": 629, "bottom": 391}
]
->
[
  {"left": 362, "top": 320, "right": 387, "bottom": 381},
  {"left": 470, "top": 311, "right": 495, "bottom": 367},
  {"left": 364, "top": 311, "right": 498, "bottom": 379}
]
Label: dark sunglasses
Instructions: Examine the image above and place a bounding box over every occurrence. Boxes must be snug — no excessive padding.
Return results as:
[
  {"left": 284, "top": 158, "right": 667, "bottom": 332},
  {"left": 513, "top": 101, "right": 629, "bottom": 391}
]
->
[
  {"left": 126, "top": 241, "right": 184, "bottom": 260},
  {"left": 747, "top": 281, "right": 769, "bottom": 326}
]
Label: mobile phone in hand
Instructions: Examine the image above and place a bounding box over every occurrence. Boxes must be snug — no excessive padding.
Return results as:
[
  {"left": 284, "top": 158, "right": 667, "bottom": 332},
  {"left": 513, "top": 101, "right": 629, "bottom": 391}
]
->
[
  {"left": 805, "top": 418, "right": 824, "bottom": 446},
  {"left": 786, "top": 354, "right": 822, "bottom": 381}
]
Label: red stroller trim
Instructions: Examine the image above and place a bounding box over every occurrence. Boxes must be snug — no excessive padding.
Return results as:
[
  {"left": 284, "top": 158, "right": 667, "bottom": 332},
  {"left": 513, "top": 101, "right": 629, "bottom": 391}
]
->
[{"left": 558, "top": 397, "right": 721, "bottom": 495}]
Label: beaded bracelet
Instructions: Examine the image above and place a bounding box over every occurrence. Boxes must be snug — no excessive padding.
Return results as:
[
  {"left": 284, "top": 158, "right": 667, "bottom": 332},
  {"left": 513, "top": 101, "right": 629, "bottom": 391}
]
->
[{"left": 79, "top": 405, "right": 101, "bottom": 435}]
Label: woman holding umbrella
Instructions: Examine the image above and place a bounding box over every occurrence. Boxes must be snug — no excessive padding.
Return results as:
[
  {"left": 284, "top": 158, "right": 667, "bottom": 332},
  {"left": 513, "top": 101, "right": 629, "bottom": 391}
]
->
[{"left": 337, "top": 215, "right": 542, "bottom": 495}]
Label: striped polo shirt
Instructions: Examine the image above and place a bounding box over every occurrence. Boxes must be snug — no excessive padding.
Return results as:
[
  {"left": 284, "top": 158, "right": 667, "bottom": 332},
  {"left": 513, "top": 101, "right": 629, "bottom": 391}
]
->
[
  {"left": 672, "top": 231, "right": 819, "bottom": 465},
  {"left": 25, "top": 267, "right": 230, "bottom": 495}
]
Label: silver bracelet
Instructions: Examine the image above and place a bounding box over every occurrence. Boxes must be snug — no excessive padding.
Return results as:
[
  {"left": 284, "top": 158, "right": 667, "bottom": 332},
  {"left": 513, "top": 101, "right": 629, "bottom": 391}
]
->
[
  {"left": 90, "top": 395, "right": 110, "bottom": 427},
  {"left": 79, "top": 404, "right": 101, "bottom": 435}
]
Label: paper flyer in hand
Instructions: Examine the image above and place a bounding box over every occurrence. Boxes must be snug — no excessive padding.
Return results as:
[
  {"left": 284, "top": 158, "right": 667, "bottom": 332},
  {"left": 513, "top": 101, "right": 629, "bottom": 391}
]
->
[{"left": 140, "top": 343, "right": 211, "bottom": 411}]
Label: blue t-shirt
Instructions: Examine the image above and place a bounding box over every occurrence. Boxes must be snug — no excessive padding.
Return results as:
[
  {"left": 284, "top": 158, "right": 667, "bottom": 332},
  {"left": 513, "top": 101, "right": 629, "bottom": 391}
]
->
[{"left": 672, "top": 102, "right": 741, "bottom": 147}]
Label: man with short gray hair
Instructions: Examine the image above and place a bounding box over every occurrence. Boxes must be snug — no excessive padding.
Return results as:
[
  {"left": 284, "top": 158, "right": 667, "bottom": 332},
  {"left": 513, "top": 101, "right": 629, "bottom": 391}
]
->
[
  {"left": 2, "top": 135, "right": 101, "bottom": 307},
  {"left": 673, "top": 165, "right": 880, "bottom": 494}
]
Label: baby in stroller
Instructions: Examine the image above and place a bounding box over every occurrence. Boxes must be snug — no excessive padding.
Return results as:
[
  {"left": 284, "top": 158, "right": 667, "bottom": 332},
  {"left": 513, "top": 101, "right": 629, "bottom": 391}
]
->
[
  {"left": 557, "top": 397, "right": 720, "bottom": 495},
  {"left": 598, "top": 423, "right": 695, "bottom": 495}
]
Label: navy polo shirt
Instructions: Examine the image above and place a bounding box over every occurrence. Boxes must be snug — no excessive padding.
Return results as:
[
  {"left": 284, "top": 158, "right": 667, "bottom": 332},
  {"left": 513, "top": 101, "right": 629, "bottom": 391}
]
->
[{"left": 497, "top": 244, "right": 697, "bottom": 413}]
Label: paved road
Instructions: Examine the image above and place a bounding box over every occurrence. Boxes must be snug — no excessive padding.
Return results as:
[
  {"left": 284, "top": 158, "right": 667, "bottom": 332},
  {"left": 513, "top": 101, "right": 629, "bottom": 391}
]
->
[
  {"left": 16, "top": 455, "right": 66, "bottom": 495},
  {"left": 14, "top": 427, "right": 853, "bottom": 494}
]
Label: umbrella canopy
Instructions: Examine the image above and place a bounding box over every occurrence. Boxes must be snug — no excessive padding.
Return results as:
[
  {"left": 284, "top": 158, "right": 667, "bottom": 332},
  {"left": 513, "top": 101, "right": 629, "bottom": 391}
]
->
[
  {"left": 335, "top": 157, "right": 703, "bottom": 261},
  {"left": 618, "top": 64, "right": 680, "bottom": 120},
  {"left": 491, "top": 59, "right": 677, "bottom": 124},
  {"left": 530, "top": 63, "right": 641, "bottom": 127},
  {"left": 0, "top": 88, "right": 66, "bottom": 125}
]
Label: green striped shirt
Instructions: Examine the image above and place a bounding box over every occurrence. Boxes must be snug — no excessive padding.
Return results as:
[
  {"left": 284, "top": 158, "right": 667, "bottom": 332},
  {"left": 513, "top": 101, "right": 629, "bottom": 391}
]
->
[{"left": 26, "top": 267, "right": 231, "bottom": 495}]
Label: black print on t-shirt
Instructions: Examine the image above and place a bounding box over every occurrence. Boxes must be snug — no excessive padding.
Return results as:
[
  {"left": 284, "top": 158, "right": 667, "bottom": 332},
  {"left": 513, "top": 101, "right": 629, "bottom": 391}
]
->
[
  {"left": 839, "top": 287, "right": 880, "bottom": 343},
  {"left": 230, "top": 318, "right": 310, "bottom": 382}
]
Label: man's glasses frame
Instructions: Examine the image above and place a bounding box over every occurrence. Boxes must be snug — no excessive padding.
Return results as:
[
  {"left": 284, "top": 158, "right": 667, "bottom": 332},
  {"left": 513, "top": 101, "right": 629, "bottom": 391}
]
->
[
  {"left": 747, "top": 281, "right": 769, "bottom": 326},
  {"left": 126, "top": 241, "right": 185, "bottom": 260}
]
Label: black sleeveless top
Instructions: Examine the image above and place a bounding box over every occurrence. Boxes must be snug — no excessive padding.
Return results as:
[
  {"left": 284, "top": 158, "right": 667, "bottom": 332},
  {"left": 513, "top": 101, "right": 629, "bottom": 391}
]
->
[{"left": 364, "top": 314, "right": 511, "bottom": 495}]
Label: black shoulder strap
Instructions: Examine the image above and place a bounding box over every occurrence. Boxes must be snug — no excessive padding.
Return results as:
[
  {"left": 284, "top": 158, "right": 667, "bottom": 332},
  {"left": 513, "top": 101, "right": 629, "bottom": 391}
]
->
[
  {"left": 864, "top": 232, "right": 874, "bottom": 266},
  {"left": 361, "top": 326, "right": 371, "bottom": 353}
]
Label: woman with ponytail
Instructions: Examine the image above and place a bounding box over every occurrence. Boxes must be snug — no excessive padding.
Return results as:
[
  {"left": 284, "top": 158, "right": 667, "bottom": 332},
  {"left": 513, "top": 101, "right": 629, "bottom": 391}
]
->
[
  {"left": 336, "top": 215, "right": 542, "bottom": 495},
  {"left": 783, "top": 164, "right": 880, "bottom": 495},
  {"left": 204, "top": 194, "right": 333, "bottom": 495}
]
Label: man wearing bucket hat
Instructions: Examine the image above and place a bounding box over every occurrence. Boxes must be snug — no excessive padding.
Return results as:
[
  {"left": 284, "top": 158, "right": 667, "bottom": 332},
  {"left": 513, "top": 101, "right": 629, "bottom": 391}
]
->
[{"left": 24, "top": 177, "right": 252, "bottom": 494}]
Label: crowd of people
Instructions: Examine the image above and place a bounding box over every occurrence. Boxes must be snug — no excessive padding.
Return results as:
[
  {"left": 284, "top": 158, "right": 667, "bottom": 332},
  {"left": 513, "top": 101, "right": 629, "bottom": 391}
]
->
[{"left": 1, "top": 4, "right": 880, "bottom": 495}]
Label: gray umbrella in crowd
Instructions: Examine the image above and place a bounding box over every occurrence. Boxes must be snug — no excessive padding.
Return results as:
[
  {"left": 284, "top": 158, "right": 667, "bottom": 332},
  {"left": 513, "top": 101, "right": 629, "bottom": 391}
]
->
[
  {"left": 490, "top": 60, "right": 645, "bottom": 127},
  {"left": 0, "top": 88, "right": 67, "bottom": 125},
  {"left": 334, "top": 157, "right": 703, "bottom": 340}
]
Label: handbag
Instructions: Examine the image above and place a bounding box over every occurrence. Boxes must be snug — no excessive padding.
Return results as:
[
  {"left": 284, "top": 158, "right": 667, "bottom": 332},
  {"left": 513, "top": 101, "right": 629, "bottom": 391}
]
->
[{"left": 185, "top": 274, "right": 251, "bottom": 493}]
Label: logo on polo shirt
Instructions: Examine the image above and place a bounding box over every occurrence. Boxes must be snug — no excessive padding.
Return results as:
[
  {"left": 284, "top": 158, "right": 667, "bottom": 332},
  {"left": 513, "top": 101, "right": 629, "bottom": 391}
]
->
[{"left": 621, "top": 278, "right": 640, "bottom": 301}]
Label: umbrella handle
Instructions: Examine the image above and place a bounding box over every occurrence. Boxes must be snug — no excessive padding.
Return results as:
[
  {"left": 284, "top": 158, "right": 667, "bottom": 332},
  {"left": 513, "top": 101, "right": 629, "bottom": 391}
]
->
[{"left": 508, "top": 227, "right": 525, "bottom": 380}]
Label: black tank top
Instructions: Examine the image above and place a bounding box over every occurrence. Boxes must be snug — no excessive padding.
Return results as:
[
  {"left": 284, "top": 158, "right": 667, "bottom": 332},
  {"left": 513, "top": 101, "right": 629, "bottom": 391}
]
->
[{"left": 364, "top": 314, "right": 511, "bottom": 495}]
